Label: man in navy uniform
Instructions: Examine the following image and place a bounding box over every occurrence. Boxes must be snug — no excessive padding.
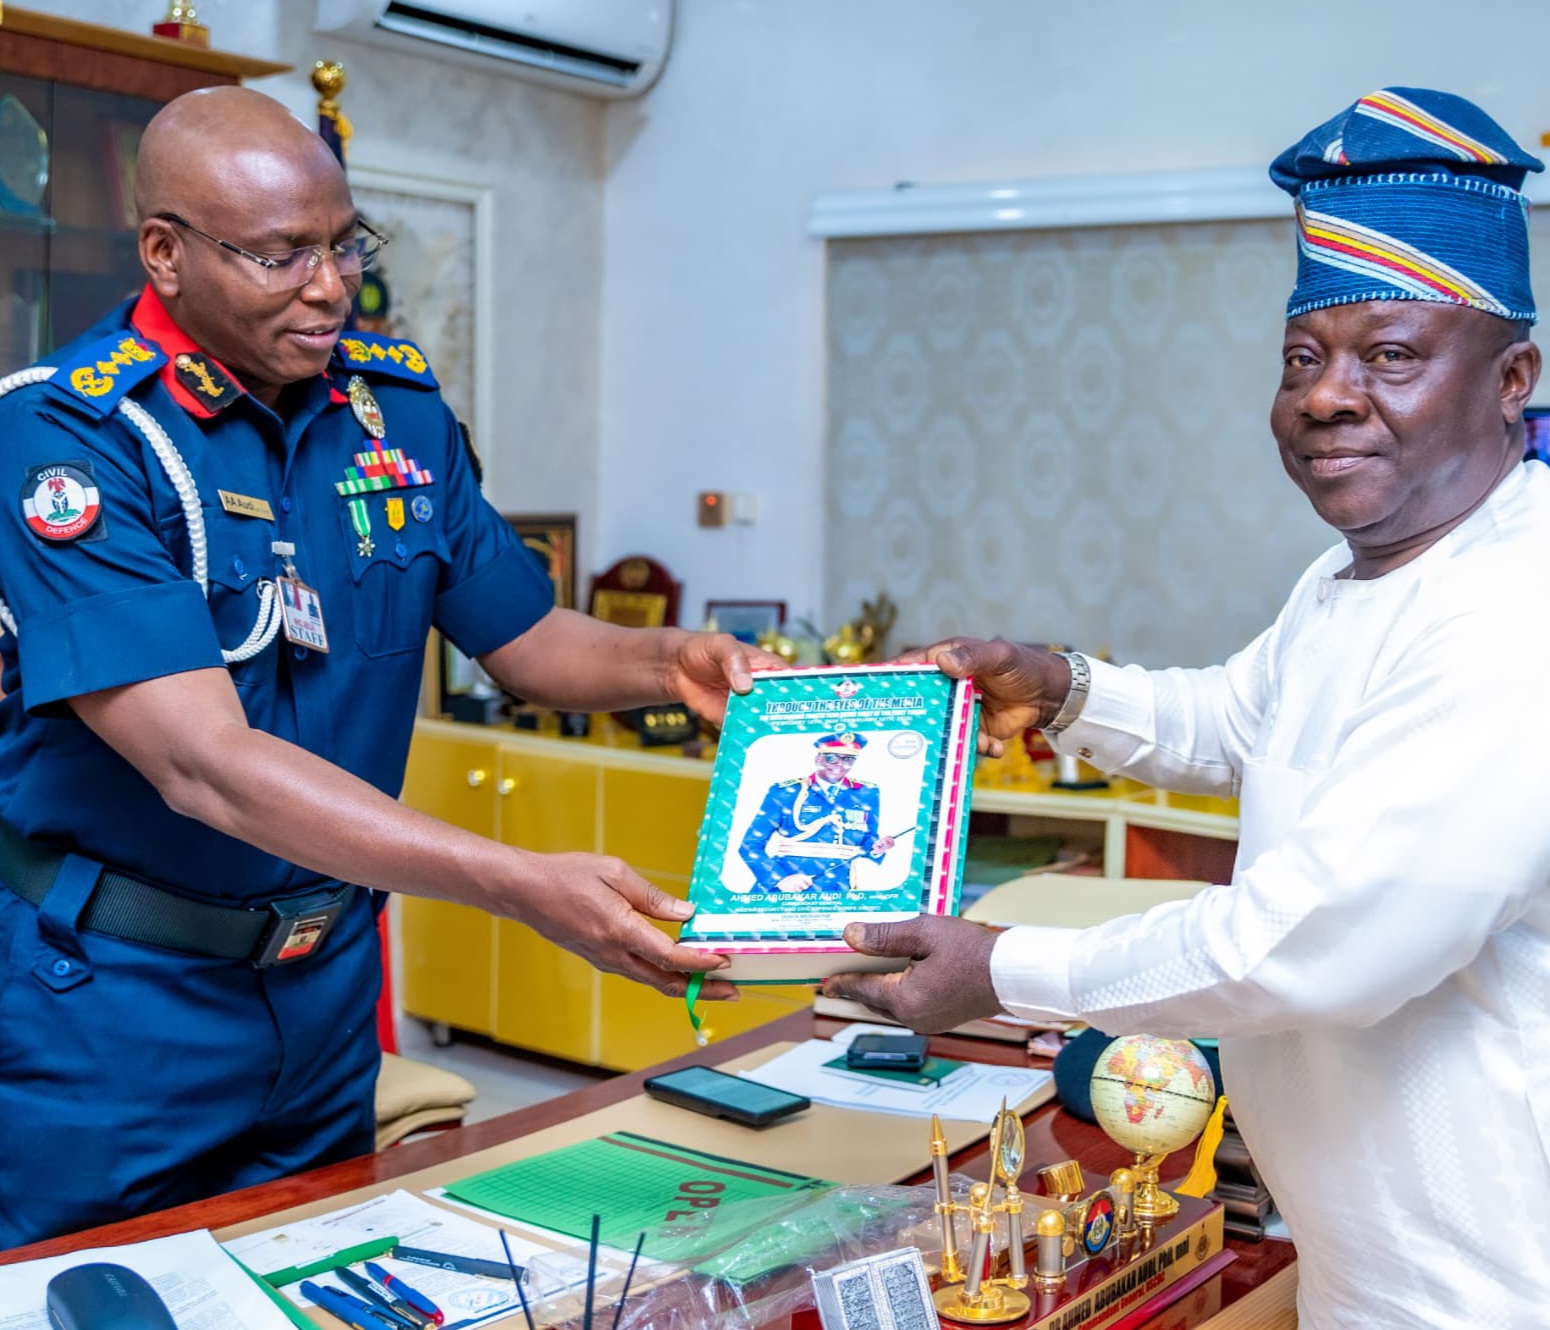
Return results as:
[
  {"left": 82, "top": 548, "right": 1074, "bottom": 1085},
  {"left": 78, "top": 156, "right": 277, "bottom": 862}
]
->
[
  {"left": 737, "top": 732, "right": 896, "bottom": 892},
  {"left": 0, "top": 87, "right": 760, "bottom": 1248}
]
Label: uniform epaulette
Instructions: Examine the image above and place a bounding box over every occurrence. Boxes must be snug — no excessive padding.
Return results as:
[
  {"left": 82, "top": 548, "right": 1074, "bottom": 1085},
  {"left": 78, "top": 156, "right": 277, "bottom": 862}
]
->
[
  {"left": 46, "top": 333, "right": 165, "bottom": 416},
  {"left": 332, "top": 332, "right": 440, "bottom": 388},
  {"left": 777, "top": 778, "right": 804, "bottom": 791}
]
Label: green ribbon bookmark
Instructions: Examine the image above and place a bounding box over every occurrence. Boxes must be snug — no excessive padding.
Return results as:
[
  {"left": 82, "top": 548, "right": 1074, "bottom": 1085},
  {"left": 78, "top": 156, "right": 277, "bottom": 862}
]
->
[{"left": 685, "top": 972, "right": 710, "bottom": 1047}]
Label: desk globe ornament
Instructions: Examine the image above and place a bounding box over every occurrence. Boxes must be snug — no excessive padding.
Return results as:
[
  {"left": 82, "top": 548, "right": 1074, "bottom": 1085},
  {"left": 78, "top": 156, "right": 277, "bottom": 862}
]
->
[
  {"left": 1089, "top": 1034, "right": 1216, "bottom": 1224},
  {"left": 931, "top": 1102, "right": 1030, "bottom": 1324}
]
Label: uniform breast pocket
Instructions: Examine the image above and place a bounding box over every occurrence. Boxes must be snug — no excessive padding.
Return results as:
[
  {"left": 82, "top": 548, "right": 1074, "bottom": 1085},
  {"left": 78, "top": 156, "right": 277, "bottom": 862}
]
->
[
  {"left": 337, "top": 489, "right": 449, "bottom": 657},
  {"left": 199, "top": 505, "right": 280, "bottom": 677}
]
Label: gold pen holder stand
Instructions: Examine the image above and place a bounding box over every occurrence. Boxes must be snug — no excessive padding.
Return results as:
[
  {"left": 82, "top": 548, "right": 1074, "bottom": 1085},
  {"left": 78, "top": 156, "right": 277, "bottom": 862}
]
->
[
  {"left": 932, "top": 1181, "right": 1031, "bottom": 1325},
  {"left": 930, "top": 1106, "right": 1031, "bottom": 1325}
]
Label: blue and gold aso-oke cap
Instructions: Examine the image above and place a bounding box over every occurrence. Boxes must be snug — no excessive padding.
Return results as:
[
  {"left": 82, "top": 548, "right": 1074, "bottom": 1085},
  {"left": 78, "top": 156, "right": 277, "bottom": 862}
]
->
[{"left": 1271, "top": 88, "right": 1543, "bottom": 324}]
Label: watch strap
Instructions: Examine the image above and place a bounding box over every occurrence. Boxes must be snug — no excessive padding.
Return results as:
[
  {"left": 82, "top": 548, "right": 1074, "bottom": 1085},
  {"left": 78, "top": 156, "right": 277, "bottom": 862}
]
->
[{"left": 1043, "top": 651, "right": 1091, "bottom": 734}]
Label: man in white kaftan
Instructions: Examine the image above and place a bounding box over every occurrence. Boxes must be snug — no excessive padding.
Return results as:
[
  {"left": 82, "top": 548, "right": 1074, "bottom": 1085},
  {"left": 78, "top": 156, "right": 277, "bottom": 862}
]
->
[{"left": 827, "top": 86, "right": 1550, "bottom": 1330}]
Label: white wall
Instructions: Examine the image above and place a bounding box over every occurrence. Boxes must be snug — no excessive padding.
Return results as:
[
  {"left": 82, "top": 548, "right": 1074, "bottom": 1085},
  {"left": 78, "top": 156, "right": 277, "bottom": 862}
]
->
[
  {"left": 35, "top": 0, "right": 606, "bottom": 545},
  {"left": 600, "top": 0, "right": 1550, "bottom": 635}
]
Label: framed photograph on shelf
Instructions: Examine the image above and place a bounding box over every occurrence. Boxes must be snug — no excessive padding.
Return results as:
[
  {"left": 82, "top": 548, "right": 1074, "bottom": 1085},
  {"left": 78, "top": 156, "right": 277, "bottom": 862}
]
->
[
  {"left": 506, "top": 513, "right": 578, "bottom": 610},
  {"left": 706, "top": 599, "right": 786, "bottom": 643}
]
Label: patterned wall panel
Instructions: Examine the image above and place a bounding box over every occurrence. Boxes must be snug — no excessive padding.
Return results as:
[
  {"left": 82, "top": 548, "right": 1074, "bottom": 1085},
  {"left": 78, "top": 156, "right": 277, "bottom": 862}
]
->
[
  {"left": 828, "top": 212, "right": 1550, "bottom": 668},
  {"left": 826, "top": 220, "right": 1335, "bottom": 668}
]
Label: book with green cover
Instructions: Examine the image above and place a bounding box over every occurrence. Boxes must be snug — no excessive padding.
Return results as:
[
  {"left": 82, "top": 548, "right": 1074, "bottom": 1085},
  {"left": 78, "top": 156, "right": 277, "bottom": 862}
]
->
[
  {"left": 819, "top": 1052, "right": 965, "bottom": 1090},
  {"left": 679, "top": 664, "right": 979, "bottom": 982}
]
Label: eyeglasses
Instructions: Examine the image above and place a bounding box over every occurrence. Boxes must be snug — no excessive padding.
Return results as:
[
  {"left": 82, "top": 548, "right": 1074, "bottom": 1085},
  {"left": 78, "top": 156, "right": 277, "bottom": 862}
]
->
[{"left": 158, "top": 213, "right": 388, "bottom": 293}]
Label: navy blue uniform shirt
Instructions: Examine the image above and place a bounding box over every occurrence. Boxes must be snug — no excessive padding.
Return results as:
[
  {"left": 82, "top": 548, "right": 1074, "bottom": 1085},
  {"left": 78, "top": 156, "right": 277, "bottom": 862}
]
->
[{"left": 0, "top": 289, "right": 552, "bottom": 901}]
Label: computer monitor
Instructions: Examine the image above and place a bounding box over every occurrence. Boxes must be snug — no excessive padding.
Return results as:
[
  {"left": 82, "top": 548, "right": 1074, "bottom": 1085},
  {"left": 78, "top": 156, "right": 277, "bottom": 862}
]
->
[{"left": 1525, "top": 407, "right": 1550, "bottom": 465}]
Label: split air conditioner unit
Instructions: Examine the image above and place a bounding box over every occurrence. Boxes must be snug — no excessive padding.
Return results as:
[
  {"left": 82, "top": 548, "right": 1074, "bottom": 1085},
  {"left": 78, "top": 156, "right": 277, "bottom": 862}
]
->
[{"left": 313, "top": 0, "right": 673, "bottom": 99}]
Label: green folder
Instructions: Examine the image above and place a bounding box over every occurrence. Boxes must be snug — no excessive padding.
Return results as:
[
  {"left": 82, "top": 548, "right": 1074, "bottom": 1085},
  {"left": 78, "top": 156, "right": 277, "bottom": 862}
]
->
[{"left": 443, "top": 1132, "right": 832, "bottom": 1252}]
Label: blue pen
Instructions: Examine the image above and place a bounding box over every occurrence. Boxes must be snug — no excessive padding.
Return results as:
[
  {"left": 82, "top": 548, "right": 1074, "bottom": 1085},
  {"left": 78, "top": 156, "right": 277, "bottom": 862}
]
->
[
  {"left": 366, "top": 1261, "right": 444, "bottom": 1327},
  {"left": 299, "top": 1279, "right": 405, "bottom": 1330},
  {"left": 333, "top": 1266, "right": 425, "bottom": 1329}
]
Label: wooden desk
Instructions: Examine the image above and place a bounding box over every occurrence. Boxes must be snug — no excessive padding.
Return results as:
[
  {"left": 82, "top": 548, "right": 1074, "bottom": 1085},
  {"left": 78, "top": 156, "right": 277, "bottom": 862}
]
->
[{"left": 0, "top": 1012, "right": 1296, "bottom": 1327}]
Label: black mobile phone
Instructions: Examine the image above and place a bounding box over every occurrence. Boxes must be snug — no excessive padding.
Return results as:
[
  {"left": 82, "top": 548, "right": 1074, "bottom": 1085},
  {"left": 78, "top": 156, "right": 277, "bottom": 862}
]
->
[
  {"left": 845, "top": 1033, "right": 930, "bottom": 1071},
  {"left": 643, "top": 1065, "right": 811, "bottom": 1128}
]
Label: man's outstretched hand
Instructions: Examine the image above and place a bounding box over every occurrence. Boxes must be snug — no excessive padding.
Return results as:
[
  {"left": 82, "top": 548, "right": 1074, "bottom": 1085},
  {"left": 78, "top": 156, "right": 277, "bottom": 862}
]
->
[
  {"left": 822, "top": 915, "right": 1004, "bottom": 1033},
  {"left": 897, "top": 638, "right": 1071, "bottom": 756}
]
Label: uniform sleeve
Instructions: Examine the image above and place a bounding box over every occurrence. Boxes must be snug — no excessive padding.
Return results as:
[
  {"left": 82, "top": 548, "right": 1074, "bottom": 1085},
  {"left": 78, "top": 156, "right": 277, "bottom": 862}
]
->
[
  {"left": 0, "top": 391, "right": 223, "bottom": 714},
  {"left": 991, "top": 608, "right": 1550, "bottom": 1037},
  {"left": 738, "top": 784, "right": 788, "bottom": 890},
  {"left": 430, "top": 406, "right": 553, "bottom": 657}
]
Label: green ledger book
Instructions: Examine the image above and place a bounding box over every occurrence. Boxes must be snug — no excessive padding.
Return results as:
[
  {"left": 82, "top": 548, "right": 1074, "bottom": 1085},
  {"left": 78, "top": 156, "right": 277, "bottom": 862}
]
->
[{"left": 679, "top": 664, "right": 979, "bottom": 983}]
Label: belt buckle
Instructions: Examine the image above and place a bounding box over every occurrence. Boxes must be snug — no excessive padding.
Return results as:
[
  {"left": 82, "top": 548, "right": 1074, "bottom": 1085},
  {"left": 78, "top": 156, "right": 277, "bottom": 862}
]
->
[{"left": 251, "top": 888, "right": 348, "bottom": 968}]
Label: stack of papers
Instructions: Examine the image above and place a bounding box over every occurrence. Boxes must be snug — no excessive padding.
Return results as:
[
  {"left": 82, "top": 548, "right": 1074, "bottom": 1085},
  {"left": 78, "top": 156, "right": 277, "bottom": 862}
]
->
[
  {"left": 0, "top": 1230, "right": 295, "bottom": 1330},
  {"left": 742, "top": 1024, "right": 1052, "bottom": 1119},
  {"left": 226, "top": 1190, "right": 552, "bottom": 1328}
]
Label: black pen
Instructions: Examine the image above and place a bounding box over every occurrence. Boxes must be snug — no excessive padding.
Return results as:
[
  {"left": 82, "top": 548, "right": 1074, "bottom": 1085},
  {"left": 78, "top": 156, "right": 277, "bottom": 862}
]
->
[
  {"left": 334, "top": 1266, "right": 427, "bottom": 1329},
  {"left": 391, "top": 1244, "right": 519, "bottom": 1282}
]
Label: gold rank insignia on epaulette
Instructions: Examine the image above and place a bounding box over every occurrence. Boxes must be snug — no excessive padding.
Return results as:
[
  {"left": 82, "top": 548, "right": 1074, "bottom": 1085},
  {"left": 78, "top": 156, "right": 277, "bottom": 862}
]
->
[
  {"left": 174, "top": 353, "right": 242, "bottom": 412},
  {"left": 332, "top": 331, "right": 440, "bottom": 388},
  {"left": 50, "top": 333, "right": 166, "bottom": 415}
]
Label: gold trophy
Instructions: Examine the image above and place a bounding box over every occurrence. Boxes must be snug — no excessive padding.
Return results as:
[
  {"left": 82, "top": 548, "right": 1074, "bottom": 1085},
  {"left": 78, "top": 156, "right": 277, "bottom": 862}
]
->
[
  {"left": 152, "top": 1, "right": 210, "bottom": 46},
  {"left": 931, "top": 1104, "right": 1031, "bottom": 1324}
]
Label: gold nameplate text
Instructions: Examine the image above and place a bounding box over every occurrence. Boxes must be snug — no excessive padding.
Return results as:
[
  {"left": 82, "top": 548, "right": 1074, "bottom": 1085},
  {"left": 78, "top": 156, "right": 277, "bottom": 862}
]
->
[{"left": 218, "top": 491, "right": 275, "bottom": 521}]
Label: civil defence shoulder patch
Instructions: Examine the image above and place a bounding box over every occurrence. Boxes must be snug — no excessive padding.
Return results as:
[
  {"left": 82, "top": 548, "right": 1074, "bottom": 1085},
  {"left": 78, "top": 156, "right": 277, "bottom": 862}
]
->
[
  {"left": 49, "top": 333, "right": 166, "bottom": 415},
  {"left": 22, "top": 461, "right": 104, "bottom": 543}
]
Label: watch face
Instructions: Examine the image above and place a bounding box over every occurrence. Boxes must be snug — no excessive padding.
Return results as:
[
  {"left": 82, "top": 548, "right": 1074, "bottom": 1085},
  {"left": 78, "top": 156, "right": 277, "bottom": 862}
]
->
[
  {"left": 0, "top": 95, "right": 48, "bottom": 211},
  {"left": 995, "top": 1109, "right": 1025, "bottom": 1185}
]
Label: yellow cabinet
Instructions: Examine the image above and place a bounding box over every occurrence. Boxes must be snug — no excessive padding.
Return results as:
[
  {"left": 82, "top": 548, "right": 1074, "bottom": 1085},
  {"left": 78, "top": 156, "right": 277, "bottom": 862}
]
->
[
  {"left": 601, "top": 766, "right": 709, "bottom": 877},
  {"left": 491, "top": 749, "right": 600, "bottom": 1063},
  {"left": 397, "top": 719, "right": 816, "bottom": 1071},
  {"left": 398, "top": 729, "right": 499, "bottom": 1037}
]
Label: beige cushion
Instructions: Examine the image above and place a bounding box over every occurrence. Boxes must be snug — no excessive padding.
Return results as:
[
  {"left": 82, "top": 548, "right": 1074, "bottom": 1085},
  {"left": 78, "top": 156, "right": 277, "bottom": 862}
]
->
[
  {"left": 964, "top": 875, "right": 1207, "bottom": 929},
  {"left": 374, "top": 1052, "right": 477, "bottom": 1150}
]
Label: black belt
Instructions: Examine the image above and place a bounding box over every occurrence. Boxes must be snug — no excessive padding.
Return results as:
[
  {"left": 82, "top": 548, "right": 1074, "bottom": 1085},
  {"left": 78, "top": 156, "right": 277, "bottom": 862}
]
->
[{"left": 0, "top": 818, "right": 352, "bottom": 967}]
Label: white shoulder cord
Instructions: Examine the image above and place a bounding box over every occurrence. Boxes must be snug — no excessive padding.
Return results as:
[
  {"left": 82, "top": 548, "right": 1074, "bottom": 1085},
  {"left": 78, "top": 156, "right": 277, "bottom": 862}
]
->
[{"left": 0, "top": 366, "right": 281, "bottom": 663}]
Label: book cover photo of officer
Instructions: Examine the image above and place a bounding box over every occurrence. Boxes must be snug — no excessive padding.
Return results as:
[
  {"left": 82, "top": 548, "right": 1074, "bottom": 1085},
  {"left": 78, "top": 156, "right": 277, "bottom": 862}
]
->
[{"left": 720, "top": 730, "right": 928, "bottom": 903}]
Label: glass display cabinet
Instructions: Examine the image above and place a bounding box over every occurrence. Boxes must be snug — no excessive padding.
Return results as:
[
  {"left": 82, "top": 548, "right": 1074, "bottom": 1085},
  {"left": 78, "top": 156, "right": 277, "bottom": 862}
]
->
[{"left": 0, "top": 7, "right": 287, "bottom": 376}]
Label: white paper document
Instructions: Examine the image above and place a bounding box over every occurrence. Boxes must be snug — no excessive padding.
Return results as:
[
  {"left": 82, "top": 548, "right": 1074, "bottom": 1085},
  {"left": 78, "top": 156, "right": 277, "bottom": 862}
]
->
[
  {"left": 742, "top": 1025, "right": 1052, "bottom": 1120},
  {"left": 0, "top": 1229, "right": 293, "bottom": 1330},
  {"left": 224, "top": 1189, "right": 541, "bottom": 1326}
]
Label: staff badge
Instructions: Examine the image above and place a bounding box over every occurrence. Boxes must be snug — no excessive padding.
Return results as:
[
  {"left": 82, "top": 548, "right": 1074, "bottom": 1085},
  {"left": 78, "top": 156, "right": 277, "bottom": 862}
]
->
[
  {"left": 411, "top": 494, "right": 434, "bottom": 523},
  {"left": 385, "top": 496, "right": 405, "bottom": 531},
  {"left": 347, "top": 375, "right": 386, "bottom": 439}
]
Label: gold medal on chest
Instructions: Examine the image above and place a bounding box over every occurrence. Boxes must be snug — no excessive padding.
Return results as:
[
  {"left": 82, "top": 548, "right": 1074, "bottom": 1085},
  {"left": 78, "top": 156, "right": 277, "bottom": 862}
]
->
[{"left": 347, "top": 375, "right": 387, "bottom": 439}]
